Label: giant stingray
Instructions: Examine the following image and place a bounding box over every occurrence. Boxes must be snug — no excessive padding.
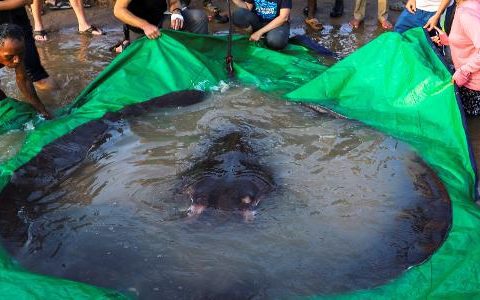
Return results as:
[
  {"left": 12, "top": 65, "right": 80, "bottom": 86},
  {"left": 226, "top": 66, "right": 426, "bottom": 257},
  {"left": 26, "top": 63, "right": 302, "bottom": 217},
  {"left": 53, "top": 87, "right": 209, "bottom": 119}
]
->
[{"left": 0, "top": 90, "right": 276, "bottom": 243}]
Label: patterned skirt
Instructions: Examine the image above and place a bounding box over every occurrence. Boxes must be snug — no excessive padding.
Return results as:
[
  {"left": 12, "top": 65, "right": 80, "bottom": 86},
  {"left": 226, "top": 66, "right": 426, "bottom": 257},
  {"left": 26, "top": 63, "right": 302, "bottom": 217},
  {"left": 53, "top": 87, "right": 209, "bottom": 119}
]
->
[{"left": 459, "top": 86, "right": 480, "bottom": 116}]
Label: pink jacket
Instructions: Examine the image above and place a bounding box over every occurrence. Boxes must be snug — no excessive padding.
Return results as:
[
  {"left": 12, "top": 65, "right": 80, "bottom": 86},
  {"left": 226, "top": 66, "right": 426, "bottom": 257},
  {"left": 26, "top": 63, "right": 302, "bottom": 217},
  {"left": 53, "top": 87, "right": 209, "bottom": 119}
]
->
[{"left": 447, "top": 0, "right": 480, "bottom": 90}]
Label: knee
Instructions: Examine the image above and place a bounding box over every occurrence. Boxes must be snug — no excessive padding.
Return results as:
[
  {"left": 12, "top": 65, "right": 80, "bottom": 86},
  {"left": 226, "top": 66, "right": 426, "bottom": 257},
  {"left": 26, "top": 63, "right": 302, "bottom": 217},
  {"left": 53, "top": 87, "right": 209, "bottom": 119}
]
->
[
  {"left": 232, "top": 8, "right": 252, "bottom": 27},
  {"left": 265, "top": 31, "right": 288, "bottom": 50},
  {"left": 186, "top": 9, "right": 207, "bottom": 23},
  {"left": 184, "top": 9, "right": 208, "bottom": 34}
]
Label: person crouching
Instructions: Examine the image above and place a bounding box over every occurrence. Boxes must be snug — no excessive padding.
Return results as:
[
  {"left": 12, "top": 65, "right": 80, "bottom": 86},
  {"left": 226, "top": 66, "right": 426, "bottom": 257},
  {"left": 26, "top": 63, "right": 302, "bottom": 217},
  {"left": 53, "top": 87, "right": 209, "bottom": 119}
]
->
[
  {"left": 0, "top": 23, "right": 50, "bottom": 118},
  {"left": 231, "top": 0, "right": 291, "bottom": 50}
]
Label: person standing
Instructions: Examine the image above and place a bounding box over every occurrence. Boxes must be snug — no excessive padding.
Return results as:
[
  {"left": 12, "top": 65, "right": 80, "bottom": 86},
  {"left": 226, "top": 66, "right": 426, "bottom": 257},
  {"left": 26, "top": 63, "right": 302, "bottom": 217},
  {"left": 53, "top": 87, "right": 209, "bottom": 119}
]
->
[
  {"left": 432, "top": 0, "right": 480, "bottom": 116},
  {"left": 349, "top": 0, "right": 393, "bottom": 30},
  {"left": 30, "top": 0, "right": 103, "bottom": 42}
]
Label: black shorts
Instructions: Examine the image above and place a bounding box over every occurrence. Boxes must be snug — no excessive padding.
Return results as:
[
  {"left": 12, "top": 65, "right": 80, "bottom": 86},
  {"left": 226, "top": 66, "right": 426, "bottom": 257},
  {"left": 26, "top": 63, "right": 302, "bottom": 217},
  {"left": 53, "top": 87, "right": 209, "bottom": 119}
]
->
[{"left": 459, "top": 86, "right": 480, "bottom": 116}]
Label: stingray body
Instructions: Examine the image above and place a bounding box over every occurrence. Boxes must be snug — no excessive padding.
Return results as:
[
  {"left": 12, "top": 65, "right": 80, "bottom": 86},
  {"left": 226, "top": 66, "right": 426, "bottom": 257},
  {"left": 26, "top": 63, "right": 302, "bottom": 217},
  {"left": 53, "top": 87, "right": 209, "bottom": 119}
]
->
[{"left": 179, "top": 132, "right": 275, "bottom": 217}]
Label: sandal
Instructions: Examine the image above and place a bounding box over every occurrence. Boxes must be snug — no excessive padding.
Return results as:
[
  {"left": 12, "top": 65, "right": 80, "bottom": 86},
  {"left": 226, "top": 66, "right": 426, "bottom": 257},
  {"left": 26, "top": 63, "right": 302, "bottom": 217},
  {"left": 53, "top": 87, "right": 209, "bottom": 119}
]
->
[
  {"left": 349, "top": 18, "right": 362, "bottom": 29},
  {"left": 305, "top": 17, "right": 323, "bottom": 31},
  {"left": 378, "top": 18, "right": 393, "bottom": 30},
  {"left": 78, "top": 25, "right": 103, "bottom": 36},
  {"left": 110, "top": 39, "right": 130, "bottom": 53},
  {"left": 33, "top": 30, "right": 48, "bottom": 42},
  {"left": 46, "top": 0, "right": 72, "bottom": 10}
]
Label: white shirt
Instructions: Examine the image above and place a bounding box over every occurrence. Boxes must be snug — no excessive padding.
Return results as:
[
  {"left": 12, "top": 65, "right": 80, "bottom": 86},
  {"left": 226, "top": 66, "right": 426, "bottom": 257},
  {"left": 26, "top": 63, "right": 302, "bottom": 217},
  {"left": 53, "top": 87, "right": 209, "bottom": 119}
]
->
[{"left": 416, "top": 0, "right": 454, "bottom": 12}]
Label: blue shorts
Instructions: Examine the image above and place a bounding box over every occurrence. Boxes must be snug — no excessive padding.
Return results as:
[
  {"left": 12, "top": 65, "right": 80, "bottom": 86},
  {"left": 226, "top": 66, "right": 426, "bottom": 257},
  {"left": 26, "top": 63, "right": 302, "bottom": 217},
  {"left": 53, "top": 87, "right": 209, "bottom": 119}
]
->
[{"left": 394, "top": 6, "right": 454, "bottom": 34}]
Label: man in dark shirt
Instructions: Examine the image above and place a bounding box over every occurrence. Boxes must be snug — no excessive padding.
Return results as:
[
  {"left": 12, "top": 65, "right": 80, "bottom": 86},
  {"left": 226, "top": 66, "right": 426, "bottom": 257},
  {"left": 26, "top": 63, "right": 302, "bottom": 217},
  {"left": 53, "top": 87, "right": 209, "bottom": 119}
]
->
[
  {"left": 114, "top": 0, "right": 208, "bottom": 42},
  {"left": 0, "top": 23, "right": 50, "bottom": 118},
  {"left": 231, "top": 0, "right": 291, "bottom": 50}
]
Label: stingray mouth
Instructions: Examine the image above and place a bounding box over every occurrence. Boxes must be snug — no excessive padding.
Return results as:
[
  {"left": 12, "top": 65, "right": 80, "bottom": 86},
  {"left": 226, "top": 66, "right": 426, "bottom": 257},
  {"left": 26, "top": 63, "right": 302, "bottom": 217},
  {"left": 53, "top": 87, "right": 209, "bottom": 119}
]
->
[{"left": 184, "top": 176, "right": 273, "bottom": 214}]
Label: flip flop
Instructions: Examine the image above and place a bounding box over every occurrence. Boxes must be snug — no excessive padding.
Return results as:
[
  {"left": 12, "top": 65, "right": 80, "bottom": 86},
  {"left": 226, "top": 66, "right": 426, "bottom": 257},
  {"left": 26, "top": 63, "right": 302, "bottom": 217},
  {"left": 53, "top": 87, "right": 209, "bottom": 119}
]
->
[
  {"left": 78, "top": 25, "right": 104, "bottom": 36},
  {"left": 110, "top": 39, "right": 130, "bottom": 53},
  {"left": 46, "top": 0, "right": 72, "bottom": 10},
  {"left": 33, "top": 30, "right": 48, "bottom": 42},
  {"left": 305, "top": 17, "right": 323, "bottom": 31}
]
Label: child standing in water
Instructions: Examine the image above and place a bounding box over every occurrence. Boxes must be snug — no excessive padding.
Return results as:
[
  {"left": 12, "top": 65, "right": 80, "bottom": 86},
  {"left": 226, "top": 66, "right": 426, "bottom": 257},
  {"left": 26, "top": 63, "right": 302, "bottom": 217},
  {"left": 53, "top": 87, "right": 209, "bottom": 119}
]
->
[{"left": 432, "top": 0, "right": 480, "bottom": 116}]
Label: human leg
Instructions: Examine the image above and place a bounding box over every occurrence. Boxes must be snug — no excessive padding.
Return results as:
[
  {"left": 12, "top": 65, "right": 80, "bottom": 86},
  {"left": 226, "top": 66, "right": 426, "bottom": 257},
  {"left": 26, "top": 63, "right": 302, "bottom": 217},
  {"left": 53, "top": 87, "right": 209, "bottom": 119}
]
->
[
  {"left": 307, "top": 0, "right": 317, "bottom": 19},
  {"left": 182, "top": 8, "right": 209, "bottom": 34},
  {"left": 330, "top": 0, "right": 344, "bottom": 17},
  {"left": 23, "top": 27, "right": 57, "bottom": 90},
  {"left": 377, "top": 0, "right": 392, "bottom": 29},
  {"left": 393, "top": 9, "right": 432, "bottom": 33},
  {"left": 305, "top": 0, "right": 322, "bottom": 31},
  {"left": 350, "top": 0, "right": 366, "bottom": 28},
  {"left": 232, "top": 8, "right": 262, "bottom": 31},
  {"left": 264, "top": 22, "right": 290, "bottom": 50},
  {"left": 69, "top": 0, "right": 103, "bottom": 35},
  {"left": 31, "top": 0, "right": 47, "bottom": 41}
]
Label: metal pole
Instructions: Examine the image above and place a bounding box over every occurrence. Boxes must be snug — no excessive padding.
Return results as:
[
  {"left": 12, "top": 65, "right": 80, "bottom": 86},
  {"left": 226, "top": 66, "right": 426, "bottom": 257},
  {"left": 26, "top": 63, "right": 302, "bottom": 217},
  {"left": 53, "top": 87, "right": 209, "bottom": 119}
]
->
[{"left": 225, "top": 0, "right": 234, "bottom": 78}]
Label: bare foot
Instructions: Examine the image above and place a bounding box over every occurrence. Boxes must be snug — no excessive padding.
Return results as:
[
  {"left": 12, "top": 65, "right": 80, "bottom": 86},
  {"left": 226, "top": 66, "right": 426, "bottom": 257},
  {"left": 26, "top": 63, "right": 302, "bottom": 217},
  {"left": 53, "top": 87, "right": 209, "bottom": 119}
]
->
[
  {"left": 349, "top": 18, "right": 362, "bottom": 29},
  {"left": 379, "top": 18, "right": 393, "bottom": 30}
]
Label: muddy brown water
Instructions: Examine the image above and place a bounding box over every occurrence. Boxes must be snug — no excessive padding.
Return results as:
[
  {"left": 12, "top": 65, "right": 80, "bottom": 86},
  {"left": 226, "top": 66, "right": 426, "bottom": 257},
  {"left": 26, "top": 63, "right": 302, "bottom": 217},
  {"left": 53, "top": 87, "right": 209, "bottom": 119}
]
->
[{"left": 0, "top": 15, "right": 454, "bottom": 299}]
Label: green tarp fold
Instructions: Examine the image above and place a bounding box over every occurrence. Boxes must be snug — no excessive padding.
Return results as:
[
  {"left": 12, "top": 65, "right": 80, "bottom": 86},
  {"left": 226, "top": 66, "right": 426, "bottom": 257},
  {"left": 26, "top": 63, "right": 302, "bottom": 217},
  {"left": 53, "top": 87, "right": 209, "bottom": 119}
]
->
[{"left": 0, "top": 28, "right": 478, "bottom": 298}]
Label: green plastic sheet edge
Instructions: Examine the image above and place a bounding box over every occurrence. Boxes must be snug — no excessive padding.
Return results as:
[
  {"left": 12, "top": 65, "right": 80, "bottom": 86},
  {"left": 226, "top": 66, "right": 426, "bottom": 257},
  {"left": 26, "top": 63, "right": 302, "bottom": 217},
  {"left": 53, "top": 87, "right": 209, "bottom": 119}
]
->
[{"left": 0, "top": 28, "right": 478, "bottom": 299}]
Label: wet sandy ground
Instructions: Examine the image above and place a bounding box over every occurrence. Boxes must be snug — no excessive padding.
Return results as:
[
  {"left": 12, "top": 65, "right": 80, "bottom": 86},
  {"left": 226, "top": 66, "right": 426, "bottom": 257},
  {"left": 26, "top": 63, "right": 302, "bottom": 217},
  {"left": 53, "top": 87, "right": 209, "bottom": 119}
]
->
[{"left": 30, "top": 1, "right": 479, "bottom": 180}]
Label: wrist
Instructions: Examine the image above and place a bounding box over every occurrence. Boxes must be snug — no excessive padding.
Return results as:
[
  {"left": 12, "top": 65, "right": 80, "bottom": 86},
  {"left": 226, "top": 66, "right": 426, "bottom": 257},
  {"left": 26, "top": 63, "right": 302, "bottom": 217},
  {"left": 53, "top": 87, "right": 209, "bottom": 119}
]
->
[{"left": 171, "top": 7, "right": 182, "bottom": 14}]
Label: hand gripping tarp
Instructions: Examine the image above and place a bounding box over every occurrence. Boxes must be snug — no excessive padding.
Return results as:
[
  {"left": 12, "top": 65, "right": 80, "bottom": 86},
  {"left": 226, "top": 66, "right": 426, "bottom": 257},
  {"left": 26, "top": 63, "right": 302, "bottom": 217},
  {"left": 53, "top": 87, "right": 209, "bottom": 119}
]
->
[{"left": 0, "top": 28, "right": 478, "bottom": 299}]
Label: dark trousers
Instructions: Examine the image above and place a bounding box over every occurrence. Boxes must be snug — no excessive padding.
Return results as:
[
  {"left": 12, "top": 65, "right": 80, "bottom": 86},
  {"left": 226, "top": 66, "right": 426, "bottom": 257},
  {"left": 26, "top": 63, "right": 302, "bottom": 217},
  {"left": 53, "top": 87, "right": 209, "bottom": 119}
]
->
[
  {"left": 232, "top": 8, "right": 290, "bottom": 50},
  {"left": 128, "top": 8, "right": 208, "bottom": 41}
]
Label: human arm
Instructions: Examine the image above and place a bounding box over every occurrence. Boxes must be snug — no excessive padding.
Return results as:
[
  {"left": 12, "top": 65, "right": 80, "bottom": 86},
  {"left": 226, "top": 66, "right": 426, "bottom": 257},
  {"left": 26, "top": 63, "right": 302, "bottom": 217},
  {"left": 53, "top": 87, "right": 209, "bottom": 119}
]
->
[
  {"left": 14, "top": 62, "right": 50, "bottom": 118},
  {"left": 0, "top": 0, "right": 32, "bottom": 11},
  {"left": 423, "top": 0, "right": 451, "bottom": 31},
  {"left": 113, "top": 0, "right": 160, "bottom": 39},
  {"left": 249, "top": 8, "right": 290, "bottom": 41},
  {"left": 168, "top": 0, "right": 184, "bottom": 30},
  {"left": 231, "top": 0, "right": 253, "bottom": 10},
  {"left": 457, "top": 13, "right": 480, "bottom": 79},
  {"left": 431, "top": 25, "right": 449, "bottom": 45},
  {"left": 405, "top": 0, "right": 416, "bottom": 13}
]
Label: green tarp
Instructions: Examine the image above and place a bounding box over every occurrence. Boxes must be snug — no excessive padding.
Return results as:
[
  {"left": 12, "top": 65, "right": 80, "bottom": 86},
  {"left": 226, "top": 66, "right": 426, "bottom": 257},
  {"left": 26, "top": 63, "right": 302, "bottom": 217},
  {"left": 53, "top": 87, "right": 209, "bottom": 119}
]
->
[{"left": 0, "top": 28, "right": 478, "bottom": 298}]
